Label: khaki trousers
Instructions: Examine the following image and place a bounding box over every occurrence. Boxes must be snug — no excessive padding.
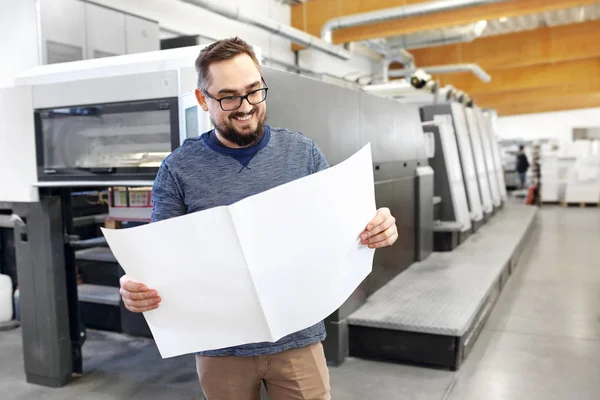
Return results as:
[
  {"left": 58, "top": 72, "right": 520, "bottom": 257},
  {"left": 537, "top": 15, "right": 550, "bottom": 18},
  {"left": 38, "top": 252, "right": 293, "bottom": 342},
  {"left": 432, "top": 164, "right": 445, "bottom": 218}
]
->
[{"left": 195, "top": 342, "right": 331, "bottom": 400}]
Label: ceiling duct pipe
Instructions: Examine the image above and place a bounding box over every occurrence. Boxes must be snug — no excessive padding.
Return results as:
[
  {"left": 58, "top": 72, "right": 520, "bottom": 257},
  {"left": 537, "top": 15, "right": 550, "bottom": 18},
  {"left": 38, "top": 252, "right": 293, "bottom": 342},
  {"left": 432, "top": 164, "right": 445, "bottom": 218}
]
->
[
  {"left": 180, "top": 0, "right": 351, "bottom": 60},
  {"left": 362, "top": 40, "right": 415, "bottom": 83},
  {"left": 389, "top": 64, "right": 492, "bottom": 83},
  {"left": 387, "top": 20, "right": 488, "bottom": 50},
  {"left": 381, "top": 59, "right": 392, "bottom": 83},
  {"left": 395, "top": 49, "right": 416, "bottom": 69},
  {"left": 321, "top": 0, "right": 503, "bottom": 43},
  {"left": 363, "top": 40, "right": 416, "bottom": 68}
]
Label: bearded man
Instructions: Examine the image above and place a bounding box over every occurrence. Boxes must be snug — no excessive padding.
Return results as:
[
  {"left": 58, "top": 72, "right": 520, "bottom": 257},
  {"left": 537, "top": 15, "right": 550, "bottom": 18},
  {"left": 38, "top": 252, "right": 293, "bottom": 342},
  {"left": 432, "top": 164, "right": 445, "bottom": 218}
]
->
[{"left": 119, "top": 37, "right": 398, "bottom": 400}]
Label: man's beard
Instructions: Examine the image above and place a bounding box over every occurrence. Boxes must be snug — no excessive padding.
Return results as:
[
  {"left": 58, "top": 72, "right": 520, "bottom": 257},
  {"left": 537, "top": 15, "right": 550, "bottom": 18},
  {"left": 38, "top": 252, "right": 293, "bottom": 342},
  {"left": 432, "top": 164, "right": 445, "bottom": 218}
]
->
[{"left": 211, "top": 108, "right": 266, "bottom": 148}]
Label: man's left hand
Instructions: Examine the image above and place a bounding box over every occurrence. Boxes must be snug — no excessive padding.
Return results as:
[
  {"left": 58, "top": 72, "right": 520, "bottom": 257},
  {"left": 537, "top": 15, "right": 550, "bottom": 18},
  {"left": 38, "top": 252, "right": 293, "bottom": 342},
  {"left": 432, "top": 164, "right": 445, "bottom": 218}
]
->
[{"left": 360, "top": 207, "right": 398, "bottom": 249}]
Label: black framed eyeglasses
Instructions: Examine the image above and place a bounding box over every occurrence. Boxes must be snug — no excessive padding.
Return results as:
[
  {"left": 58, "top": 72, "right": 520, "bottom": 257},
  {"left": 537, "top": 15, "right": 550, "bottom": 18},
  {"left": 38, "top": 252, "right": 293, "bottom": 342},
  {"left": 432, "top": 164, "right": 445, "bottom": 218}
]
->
[{"left": 201, "top": 78, "right": 269, "bottom": 111}]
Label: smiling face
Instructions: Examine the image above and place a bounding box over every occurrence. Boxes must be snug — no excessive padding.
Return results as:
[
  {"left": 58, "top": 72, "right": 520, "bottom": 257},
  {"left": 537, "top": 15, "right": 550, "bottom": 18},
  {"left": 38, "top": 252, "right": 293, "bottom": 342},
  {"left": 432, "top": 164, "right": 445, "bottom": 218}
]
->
[{"left": 195, "top": 53, "right": 267, "bottom": 148}]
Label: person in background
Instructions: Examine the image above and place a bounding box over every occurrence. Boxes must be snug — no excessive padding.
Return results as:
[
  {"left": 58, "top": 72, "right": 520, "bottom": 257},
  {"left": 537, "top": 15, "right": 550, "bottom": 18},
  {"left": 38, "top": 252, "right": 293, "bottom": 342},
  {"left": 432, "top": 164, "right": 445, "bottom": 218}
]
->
[
  {"left": 516, "top": 144, "right": 530, "bottom": 189},
  {"left": 118, "top": 37, "right": 399, "bottom": 400}
]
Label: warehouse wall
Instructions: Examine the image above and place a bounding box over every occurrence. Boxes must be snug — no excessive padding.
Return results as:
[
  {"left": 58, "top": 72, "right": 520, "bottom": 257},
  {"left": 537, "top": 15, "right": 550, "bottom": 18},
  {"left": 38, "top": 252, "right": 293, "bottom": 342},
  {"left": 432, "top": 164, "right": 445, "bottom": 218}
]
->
[
  {"left": 0, "top": 0, "right": 40, "bottom": 88},
  {"left": 91, "top": 0, "right": 375, "bottom": 79},
  {"left": 496, "top": 107, "right": 600, "bottom": 142}
]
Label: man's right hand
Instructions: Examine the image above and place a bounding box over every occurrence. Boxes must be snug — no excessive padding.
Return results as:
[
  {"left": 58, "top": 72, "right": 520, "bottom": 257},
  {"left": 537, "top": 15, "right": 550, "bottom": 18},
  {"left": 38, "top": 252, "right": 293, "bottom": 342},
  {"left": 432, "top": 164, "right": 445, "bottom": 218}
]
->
[{"left": 119, "top": 275, "right": 161, "bottom": 313}]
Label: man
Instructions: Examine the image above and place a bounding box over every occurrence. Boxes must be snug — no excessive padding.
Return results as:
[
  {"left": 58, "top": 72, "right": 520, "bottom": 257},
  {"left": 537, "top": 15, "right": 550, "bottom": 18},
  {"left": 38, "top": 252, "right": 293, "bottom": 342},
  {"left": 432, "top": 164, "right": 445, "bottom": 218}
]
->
[
  {"left": 516, "top": 145, "right": 529, "bottom": 189},
  {"left": 119, "top": 37, "right": 398, "bottom": 399}
]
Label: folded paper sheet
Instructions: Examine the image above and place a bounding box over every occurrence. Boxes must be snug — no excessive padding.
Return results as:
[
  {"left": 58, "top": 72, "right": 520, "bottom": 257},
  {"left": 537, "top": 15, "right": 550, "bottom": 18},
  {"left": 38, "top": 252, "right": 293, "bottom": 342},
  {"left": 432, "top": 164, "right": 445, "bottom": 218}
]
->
[{"left": 102, "top": 143, "right": 376, "bottom": 358}]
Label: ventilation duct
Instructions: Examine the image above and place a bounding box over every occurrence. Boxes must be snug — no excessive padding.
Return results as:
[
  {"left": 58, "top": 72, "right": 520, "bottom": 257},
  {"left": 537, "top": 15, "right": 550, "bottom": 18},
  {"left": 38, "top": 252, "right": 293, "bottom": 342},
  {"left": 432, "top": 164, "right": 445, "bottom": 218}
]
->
[
  {"left": 321, "top": 0, "right": 503, "bottom": 43},
  {"left": 180, "top": 0, "right": 351, "bottom": 60},
  {"left": 386, "top": 20, "right": 488, "bottom": 50},
  {"left": 362, "top": 40, "right": 415, "bottom": 83},
  {"left": 363, "top": 40, "right": 416, "bottom": 68}
]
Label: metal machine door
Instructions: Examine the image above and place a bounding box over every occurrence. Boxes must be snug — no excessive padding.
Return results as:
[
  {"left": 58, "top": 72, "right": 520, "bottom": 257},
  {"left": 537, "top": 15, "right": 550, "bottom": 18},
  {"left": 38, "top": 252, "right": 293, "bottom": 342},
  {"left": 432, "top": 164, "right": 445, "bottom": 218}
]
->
[
  {"left": 451, "top": 103, "right": 484, "bottom": 222},
  {"left": 474, "top": 107, "right": 502, "bottom": 207},
  {"left": 434, "top": 115, "right": 472, "bottom": 232},
  {"left": 464, "top": 108, "right": 494, "bottom": 214},
  {"left": 483, "top": 110, "right": 508, "bottom": 201}
]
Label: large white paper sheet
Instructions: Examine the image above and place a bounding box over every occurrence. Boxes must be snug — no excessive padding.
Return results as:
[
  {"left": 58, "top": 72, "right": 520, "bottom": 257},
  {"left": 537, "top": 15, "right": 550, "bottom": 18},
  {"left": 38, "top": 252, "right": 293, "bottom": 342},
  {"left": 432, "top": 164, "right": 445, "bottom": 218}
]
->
[{"left": 102, "top": 143, "right": 376, "bottom": 358}]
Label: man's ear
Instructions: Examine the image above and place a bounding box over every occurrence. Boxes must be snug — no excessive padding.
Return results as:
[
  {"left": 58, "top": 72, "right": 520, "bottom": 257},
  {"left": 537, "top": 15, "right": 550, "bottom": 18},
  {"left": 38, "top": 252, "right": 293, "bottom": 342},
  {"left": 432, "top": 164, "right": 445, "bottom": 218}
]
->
[{"left": 195, "top": 88, "right": 209, "bottom": 112}]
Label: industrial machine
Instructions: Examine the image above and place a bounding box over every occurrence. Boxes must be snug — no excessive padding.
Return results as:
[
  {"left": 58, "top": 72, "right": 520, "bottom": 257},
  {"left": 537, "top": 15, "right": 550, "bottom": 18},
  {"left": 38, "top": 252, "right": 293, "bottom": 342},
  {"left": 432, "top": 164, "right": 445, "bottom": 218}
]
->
[
  {"left": 0, "top": 44, "right": 433, "bottom": 386},
  {"left": 422, "top": 115, "right": 472, "bottom": 250},
  {"left": 421, "top": 103, "right": 485, "bottom": 232},
  {"left": 258, "top": 67, "right": 433, "bottom": 364},
  {"left": 17, "top": 47, "right": 214, "bottom": 183},
  {"left": 363, "top": 78, "right": 501, "bottom": 236},
  {"left": 363, "top": 79, "right": 508, "bottom": 249},
  {"left": 34, "top": 98, "right": 178, "bottom": 182},
  {"left": 0, "top": 45, "right": 229, "bottom": 386},
  {"left": 482, "top": 109, "right": 509, "bottom": 202},
  {"left": 464, "top": 107, "right": 496, "bottom": 215},
  {"left": 473, "top": 107, "right": 503, "bottom": 208}
]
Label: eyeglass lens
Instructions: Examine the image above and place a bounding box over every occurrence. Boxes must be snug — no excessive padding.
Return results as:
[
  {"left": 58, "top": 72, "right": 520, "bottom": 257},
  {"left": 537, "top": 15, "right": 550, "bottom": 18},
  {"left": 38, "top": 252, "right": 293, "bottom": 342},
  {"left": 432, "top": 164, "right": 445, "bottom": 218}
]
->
[{"left": 221, "top": 89, "right": 267, "bottom": 111}]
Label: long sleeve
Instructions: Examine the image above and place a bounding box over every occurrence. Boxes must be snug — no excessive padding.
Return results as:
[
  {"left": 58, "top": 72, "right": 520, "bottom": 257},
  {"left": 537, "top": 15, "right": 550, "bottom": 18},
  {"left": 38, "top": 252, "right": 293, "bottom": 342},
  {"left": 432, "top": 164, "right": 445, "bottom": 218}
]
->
[
  {"left": 151, "top": 162, "right": 187, "bottom": 223},
  {"left": 311, "top": 140, "right": 330, "bottom": 173}
]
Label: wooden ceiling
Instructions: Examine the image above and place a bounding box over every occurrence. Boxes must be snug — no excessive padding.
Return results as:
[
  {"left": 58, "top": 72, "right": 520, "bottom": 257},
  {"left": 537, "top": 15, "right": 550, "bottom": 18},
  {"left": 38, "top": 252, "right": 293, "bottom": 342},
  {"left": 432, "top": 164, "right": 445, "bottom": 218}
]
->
[{"left": 291, "top": 0, "right": 600, "bottom": 116}]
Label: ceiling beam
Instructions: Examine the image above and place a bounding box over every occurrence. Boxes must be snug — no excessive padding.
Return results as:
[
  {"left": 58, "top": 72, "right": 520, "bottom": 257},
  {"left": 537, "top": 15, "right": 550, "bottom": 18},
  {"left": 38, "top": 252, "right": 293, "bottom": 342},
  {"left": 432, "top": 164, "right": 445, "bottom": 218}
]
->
[
  {"left": 409, "top": 19, "right": 600, "bottom": 70},
  {"left": 432, "top": 57, "right": 600, "bottom": 95},
  {"left": 398, "top": 19, "right": 600, "bottom": 116},
  {"left": 474, "top": 81, "right": 600, "bottom": 106},
  {"left": 290, "top": 0, "right": 600, "bottom": 45},
  {"left": 492, "top": 93, "right": 600, "bottom": 116}
]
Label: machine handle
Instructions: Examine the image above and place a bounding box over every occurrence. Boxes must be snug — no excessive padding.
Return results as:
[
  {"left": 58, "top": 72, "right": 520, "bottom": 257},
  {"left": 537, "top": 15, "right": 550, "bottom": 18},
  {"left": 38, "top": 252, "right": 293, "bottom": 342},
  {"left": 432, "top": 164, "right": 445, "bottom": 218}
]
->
[
  {"left": 9, "top": 214, "right": 25, "bottom": 228},
  {"left": 10, "top": 214, "right": 28, "bottom": 242},
  {"left": 78, "top": 167, "right": 116, "bottom": 174}
]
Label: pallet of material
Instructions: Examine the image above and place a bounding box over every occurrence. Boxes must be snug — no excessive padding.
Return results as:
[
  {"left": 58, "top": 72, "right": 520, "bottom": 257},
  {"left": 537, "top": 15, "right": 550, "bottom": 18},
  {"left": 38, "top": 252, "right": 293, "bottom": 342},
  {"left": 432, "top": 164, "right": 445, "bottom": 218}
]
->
[
  {"left": 541, "top": 201, "right": 561, "bottom": 206},
  {"left": 560, "top": 202, "right": 600, "bottom": 208}
]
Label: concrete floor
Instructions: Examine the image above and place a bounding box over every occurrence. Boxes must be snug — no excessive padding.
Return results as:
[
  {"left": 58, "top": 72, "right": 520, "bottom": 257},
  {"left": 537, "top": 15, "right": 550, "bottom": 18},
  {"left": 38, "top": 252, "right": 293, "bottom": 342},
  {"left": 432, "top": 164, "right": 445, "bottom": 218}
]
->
[{"left": 1, "top": 206, "right": 599, "bottom": 399}]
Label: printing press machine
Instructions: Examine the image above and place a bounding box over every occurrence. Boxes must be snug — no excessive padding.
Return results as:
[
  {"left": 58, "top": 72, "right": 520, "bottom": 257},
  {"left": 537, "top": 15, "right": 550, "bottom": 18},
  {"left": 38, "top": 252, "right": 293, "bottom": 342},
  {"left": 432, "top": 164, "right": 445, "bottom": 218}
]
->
[
  {"left": 370, "top": 79, "right": 509, "bottom": 251},
  {"left": 422, "top": 114, "right": 473, "bottom": 250},
  {"left": 421, "top": 103, "right": 486, "bottom": 233},
  {"left": 0, "top": 43, "right": 523, "bottom": 383},
  {"left": 343, "top": 81, "right": 531, "bottom": 371},
  {"left": 0, "top": 45, "right": 440, "bottom": 386},
  {"left": 420, "top": 103, "right": 507, "bottom": 250}
]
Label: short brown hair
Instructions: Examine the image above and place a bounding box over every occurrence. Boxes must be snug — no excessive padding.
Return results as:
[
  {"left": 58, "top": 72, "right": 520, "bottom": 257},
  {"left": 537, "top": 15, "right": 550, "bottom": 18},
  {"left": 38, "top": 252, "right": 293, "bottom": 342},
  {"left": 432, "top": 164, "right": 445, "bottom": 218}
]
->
[{"left": 194, "top": 37, "right": 261, "bottom": 90}]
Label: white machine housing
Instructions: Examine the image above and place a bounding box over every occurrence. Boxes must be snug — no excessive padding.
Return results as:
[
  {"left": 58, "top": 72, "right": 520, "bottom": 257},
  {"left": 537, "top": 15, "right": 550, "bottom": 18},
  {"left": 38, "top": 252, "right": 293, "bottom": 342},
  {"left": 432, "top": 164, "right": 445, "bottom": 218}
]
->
[
  {"left": 433, "top": 115, "right": 472, "bottom": 232},
  {"left": 0, "top": 45, "right": 254, "bottom": 201},
  {"left": 464, "top": 107, "right": 495, "bottom": 214},
  {"left": 451, "top": 103, "right": 484, "bottom": 222},
  {"left": 420, "top": 102, "right": 485, "bottom": 225},
  {"left": 473, "top": 107, "right": 502, "bottom": 208},
  {"left": 482, "top": 109, "right": 508, "bottom": 202}
]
